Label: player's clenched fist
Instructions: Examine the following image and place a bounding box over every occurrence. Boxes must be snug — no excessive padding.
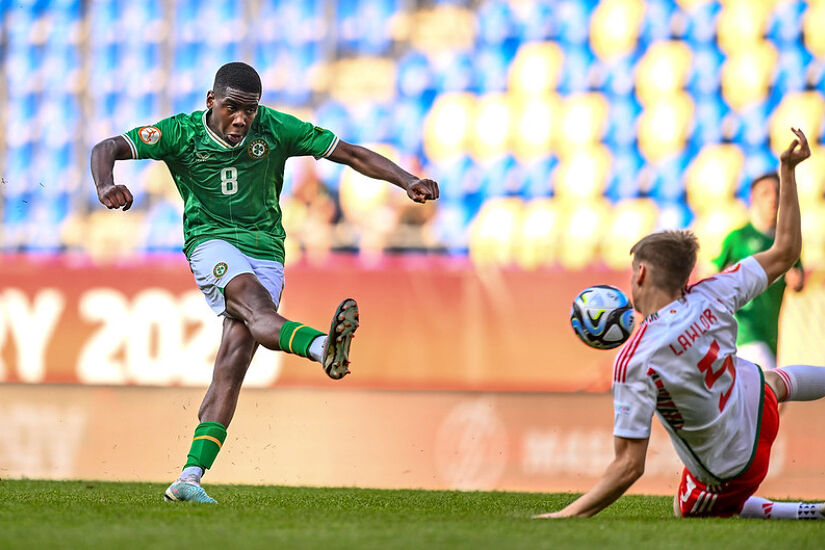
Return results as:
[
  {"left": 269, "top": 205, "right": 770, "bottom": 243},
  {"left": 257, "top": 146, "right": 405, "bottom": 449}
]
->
[
  {"left": 97, "top": 183, "right": 134, "bottom": 211},
  {"left": 406, "top": 178, "right": 439, "bottom": 203}
]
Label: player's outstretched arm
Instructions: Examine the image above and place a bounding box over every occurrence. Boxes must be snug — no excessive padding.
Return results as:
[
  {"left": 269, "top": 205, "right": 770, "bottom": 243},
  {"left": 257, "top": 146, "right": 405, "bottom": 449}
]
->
[
  {"left": 90, "top": 135, "right": 135, "bottom": 211},
  {"left": 753, "top": 128, "right": 809, "bottom": 284},
  {"left": 534, "top": 436, "right": 648, "bottom": 519},
  {"left": 326, "top": 140, "right": 439, "bottom": 203}
]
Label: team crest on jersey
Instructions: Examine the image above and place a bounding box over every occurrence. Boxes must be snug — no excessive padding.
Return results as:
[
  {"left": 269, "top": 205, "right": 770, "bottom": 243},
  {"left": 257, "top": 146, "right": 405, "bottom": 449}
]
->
[
  {"left": 248, "top": 138, "right": 269, "bottom": 160},
  {"left": 138, "top": 126, "right": 161, "bottom": 145},
  {"left": 195, "top": 152, "right": 211, "bottom": 162},
  {"left": 213, "top": 262, "right": 228, "bottom": 278}
]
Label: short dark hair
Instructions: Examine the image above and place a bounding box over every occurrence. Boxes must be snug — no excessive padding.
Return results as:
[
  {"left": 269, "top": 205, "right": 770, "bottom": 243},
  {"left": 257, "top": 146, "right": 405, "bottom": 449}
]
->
[
  {"left": 213, "top": 62, "right": 262, "bottom": 97},
  {"left": 749, "top": 171, "right": 779, "bottom": 193},
  {"left": 630, "top": 230, "right": 699, "bottom": 291}
]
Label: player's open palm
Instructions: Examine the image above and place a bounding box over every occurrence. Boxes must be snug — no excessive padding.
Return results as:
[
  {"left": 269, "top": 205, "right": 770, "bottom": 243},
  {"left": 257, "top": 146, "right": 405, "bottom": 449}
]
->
[
  {"left": 780, "top": 127, "right": 810, "bottom": 168},
  {"left": 98, "top": 183, "right": 134, "bottom": 211},
  {"left": 407, "top": 178, "right": 439, "bottom": 203}
]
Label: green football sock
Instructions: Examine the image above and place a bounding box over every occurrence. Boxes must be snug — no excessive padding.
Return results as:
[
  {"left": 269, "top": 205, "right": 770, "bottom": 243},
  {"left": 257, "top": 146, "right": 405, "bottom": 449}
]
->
[
  {"left": 183, "top": 421, "right": 227, "bottom": 471},
  {"left": 278, "top": 321, "right": 325, "bottom": 358}
]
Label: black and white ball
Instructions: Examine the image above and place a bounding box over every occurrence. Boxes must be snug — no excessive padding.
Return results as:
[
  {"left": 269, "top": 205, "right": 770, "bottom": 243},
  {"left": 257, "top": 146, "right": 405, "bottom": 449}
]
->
[{"left": 570, "top": 285, "right": 635, "bottom": 350}]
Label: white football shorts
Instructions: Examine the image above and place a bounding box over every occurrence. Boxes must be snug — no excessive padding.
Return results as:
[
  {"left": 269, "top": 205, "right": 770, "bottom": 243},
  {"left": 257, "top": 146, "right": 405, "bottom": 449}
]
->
[{"left": 188, "top": 239, "right": 284, "bottom": 315}]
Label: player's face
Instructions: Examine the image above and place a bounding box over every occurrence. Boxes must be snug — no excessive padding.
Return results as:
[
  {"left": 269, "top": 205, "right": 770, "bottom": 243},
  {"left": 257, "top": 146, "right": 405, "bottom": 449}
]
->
[
  {"left": 750, "top": 177, "right": 779, "bottom": 224},
  {"left": 206, "top": 87, "right": 260, "bottom": 146}
]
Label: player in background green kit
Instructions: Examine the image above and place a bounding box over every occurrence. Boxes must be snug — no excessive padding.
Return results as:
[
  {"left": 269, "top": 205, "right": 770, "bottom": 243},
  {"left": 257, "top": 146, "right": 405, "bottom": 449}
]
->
[
  {"left": 90, "top": 62, "right": 439, "bottom": 503},
  {"left": 713, "top": 172, "right": 805, "bottom": 371}
]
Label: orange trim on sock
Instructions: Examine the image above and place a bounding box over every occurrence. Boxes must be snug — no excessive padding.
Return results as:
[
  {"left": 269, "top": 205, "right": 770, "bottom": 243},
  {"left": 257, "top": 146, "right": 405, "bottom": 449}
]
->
[
  {"left": 287, "top": 324, "right": 307, "bottom": 354},
  {"left": 193, "top": 435, "right": 223, "bottom": 448}
]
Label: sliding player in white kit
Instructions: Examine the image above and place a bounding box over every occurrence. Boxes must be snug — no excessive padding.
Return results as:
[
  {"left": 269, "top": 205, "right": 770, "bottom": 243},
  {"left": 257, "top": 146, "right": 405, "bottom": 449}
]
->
[{"left": 536, "top": 128, "right": 825, "bottom": 520}]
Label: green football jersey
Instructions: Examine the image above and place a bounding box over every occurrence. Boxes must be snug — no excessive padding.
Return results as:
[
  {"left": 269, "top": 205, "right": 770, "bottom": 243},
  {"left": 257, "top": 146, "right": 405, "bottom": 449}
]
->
[
  {"left": 712, "top": 222, "right": 802, "bottom": 355},
  {"left": 122, "top": 106, "right": 338, "bottom": 263}
]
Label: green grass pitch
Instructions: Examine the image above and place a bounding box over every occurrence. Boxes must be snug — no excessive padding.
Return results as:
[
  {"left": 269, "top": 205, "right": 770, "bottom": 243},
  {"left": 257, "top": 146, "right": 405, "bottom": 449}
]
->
[{"left": 0, "top": 480, "right": 822, "bottom": 549}]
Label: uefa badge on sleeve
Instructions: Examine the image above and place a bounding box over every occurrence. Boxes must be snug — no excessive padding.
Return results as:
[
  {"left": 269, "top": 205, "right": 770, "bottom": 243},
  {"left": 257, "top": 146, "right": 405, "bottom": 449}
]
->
[{"left": 248, "top": 138, "right": 269, "bottom": 160}]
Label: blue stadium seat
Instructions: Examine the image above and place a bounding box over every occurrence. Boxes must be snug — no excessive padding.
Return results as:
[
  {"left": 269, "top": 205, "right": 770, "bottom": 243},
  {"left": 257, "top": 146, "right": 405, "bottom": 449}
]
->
[
  {"left": 397, "top": 51, "right": 437, "bottom": 102},
  {"left": 606, "top": 147, "right": 644, "bottom": 201},
  {"left": 738, "top": 145, "right": 779, "bottom": 199},
  {"left": 476, "top": 0, "right": 518, "bottom": 46},
  {"left": 558, "top": 44, "right": 595, "bottom": 93},
  {"left": 473, "top": 44, "right": 512, "bottom": 93},
  {"left": 337, "top": 0, "right": 398, "bottom": 55},
  {"left": 687, "top": 43, "right": 724, "bottom": 97},
  {"left": 520, "top": 157, "right": 557, "bottom": 199},
  {"left": 391, "top": 98, "right": 427, "bottom": 155},
  {"left": 691, "top": 95, "right": 728, "bottom": 146},
  {"left": 768, "top": 0, "right": 805, "bottom": 46},
  {"left": 773, "top": 44, "right": 813, "bottom": 96},
  {"left": 639, "top": 0, "right": 677, "bottom": 45},
  {"left": 434, "top": 51, "right": 475, "bottom": 93},
  {"left": 648, "top": 150, "right": 693, "bottom": 203},
  {"left": 514, "top": 0, "right": 556, "bottom": 41},
  {"left": 682, "top": 1, "right": 721, "bottom": 45},
  {"left": 604, "top": 94, "right": 641, "bottom": 148},
  {"left": 555, "top": 0, "right": 595, "bottom": 46}
]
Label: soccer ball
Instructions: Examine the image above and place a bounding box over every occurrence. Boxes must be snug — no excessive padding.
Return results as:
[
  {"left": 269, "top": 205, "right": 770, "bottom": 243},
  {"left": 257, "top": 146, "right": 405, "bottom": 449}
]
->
[{"left": 570, "top": 285, "right": 635, "bottom": 350}]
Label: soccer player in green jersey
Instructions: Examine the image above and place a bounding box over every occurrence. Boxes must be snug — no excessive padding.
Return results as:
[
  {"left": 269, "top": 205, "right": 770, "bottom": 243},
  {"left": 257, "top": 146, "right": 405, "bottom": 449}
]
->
[
  {"left": 713, "top": 172, "right": 805, "bottom": 371},
  {"left": 90, "top": 62, "right": 439, "bottom": 503}
]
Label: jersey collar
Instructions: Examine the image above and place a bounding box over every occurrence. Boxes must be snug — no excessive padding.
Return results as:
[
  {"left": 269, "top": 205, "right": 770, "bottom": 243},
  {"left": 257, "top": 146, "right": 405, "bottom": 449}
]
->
[{"left": 202, "top": 110, "right": 253, "bottom": 150}]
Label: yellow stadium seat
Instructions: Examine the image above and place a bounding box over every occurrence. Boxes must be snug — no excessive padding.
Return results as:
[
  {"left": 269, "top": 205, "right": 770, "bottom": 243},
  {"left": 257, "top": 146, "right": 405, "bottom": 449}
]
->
[
  {"left": 556, "top": 93, "right": 610, "bottom": 157},
  {"left": 804, "top": 1, "right": 825, "bottom": 58},
  {"left": 468, "top": 197, "right": 525, "bottom": 266},
  {"left": 423, "top": 92, "right": 475, "bottom": 162},
  {"left": 339, "top": 143, "right": 398, "bottom": 222},
  {"left": 590, "top": 0, "right": 646, "bottom": 61},
  {"left": 554, "top": 145, "right": 612, "bottom": 201},
  {"left": 557, "top": 197, "right": 611, "bottom": 270},
  {"left": 470, "top": 93, "right": 512, "bottom": 162},
  {"left": 634, "top": 41, "right": 693, "bottom": 106},
  {"left": 801, "top": 204, "right": 825, "bottom": 269},
  {"left": 507, "top": 42, "right": 564, "bottom": 95},
  {"left": 769, "top": 92, "right": 825, "bottom": 154},
  {"left": 685, "top": 144, "right": 746, "bottom": 214},
  {"left": 600, "top": 199, "right": 660, "bottom": 270},
  {"left": 795, "top": 145, "right": 825, "bottom": 205},
  {"left": 514, "top": 198, "right": 561, "bottom": 269},
  {"left": 691, "top": 201, "right": 749, "bottom": 267},
  {"left": 510, "top": 93, "right": 563, "bottom": 162},
  {"left": 637, "top": 92, "right": 694, "bottom": 163},
  {"left": 717, "top": 0, "right": 773, "bottom": 56},
  {"left": 721, "top": 41, "right": 778, "bottom": 110}
]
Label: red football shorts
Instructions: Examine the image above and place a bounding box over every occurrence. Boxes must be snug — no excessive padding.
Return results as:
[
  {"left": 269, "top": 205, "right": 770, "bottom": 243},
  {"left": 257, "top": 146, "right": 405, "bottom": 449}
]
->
[{"left": 677, "top": 383, "right": 780, "bottom": 518}]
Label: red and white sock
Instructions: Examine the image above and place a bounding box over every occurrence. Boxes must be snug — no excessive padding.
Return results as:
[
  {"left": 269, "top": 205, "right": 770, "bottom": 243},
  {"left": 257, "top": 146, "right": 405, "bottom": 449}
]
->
[
  {"left": 775, "top": 365, "right": 825, "bottom": 402},
  {"left": 740, "top": 496, "right": 825, "bottom": 520}
]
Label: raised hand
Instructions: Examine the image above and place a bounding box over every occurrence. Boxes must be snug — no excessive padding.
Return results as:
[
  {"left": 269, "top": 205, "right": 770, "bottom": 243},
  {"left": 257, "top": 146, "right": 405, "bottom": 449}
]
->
[
  {"left": 779, "top": 127, "right": 811, "bottom": 168},
  {"left": 406, "top": 178, "right": 439, "bottom": 203}
]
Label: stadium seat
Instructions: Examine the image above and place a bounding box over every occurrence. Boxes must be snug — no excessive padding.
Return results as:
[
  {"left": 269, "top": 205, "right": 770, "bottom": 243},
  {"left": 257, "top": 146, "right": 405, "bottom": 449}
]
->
[
  {"left": 469, "top": 93, "right": 512, "bottom": 161},
  {"left": 589, "top": 0, "right": 645, "bottom": 61},
  {"left": 557, "top": 197, "right": 611, "bottom": 270},
  {"left": 720, "top": 41, "right": 778, "bottom": 111},
  {"left": 514, "top": 198, "right": 561, "bottom": 269},
  {"left": 635, "top": 41, "right": 693, "bottom": 107},
  {"left": 508, "top": 41, "right": 564, "bottom": 96},
  {"left": 600, "top": 199, "right": 659, "bottom": 270},
  {"left": 423, "top": 92, "right": 475, "bottom": 162},
  {"left": 468, "top": 197, "right": 524, "bottom": 266},
  {"left": 510, "top": 93, "right": 562, "bottom": 162},
  {"left": 554, "top": 145, "right": 612, "bottom": 202},
  {"left": 684, "top": 144, "right": 746, "bottom": 215},
  {"left": 803, "top": 1, "right": 825, "bottom": 58},
  {"left": 716, "top": 0, "right": 772, "bottom": 56},
  {"left": 637, "top": 93, "right": 695, "bottom": 163}
]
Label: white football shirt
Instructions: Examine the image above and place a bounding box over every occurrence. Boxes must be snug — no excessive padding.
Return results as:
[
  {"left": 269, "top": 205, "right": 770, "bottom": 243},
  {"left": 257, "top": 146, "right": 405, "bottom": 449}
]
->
[{"left": 612, "top": 256, "right": 769, "bottom": 483}]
